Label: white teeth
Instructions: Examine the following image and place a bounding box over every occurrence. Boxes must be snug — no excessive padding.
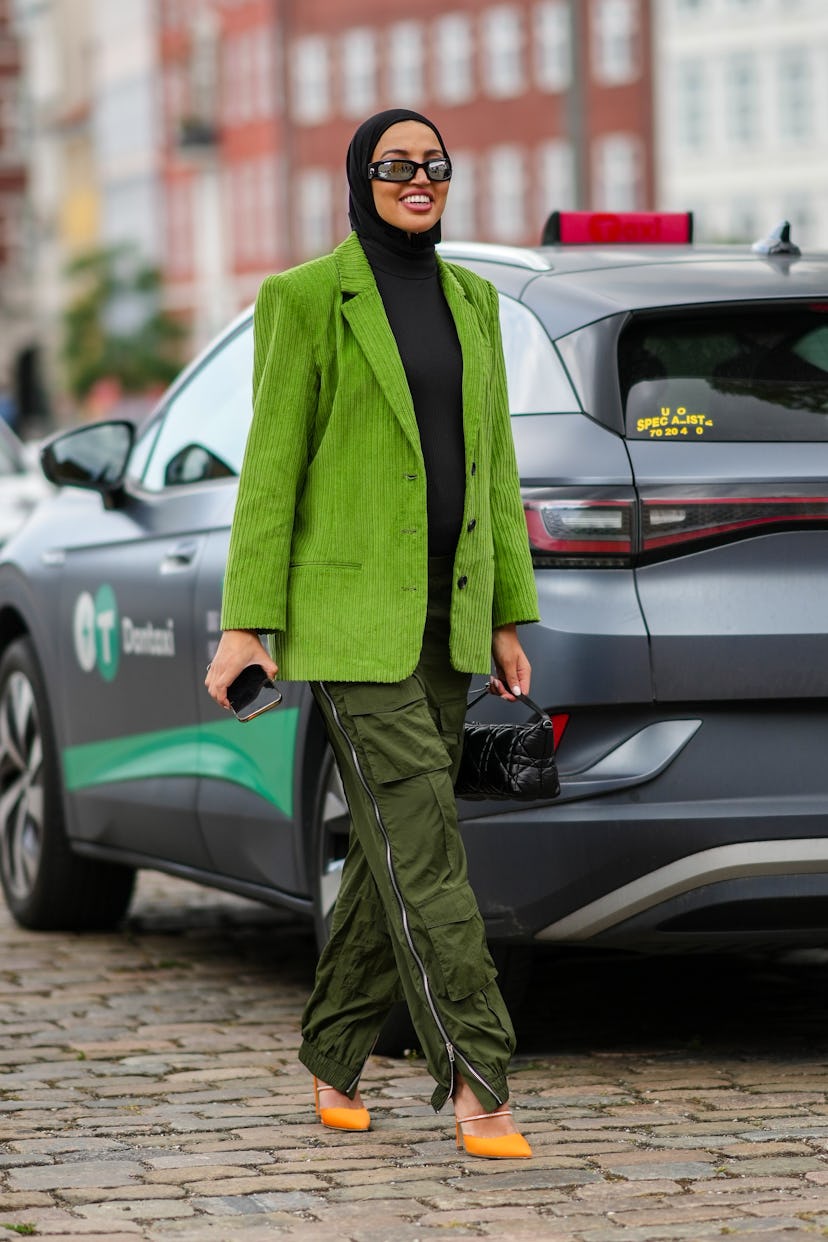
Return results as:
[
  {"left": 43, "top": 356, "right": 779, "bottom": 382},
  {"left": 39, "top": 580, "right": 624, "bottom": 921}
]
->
[{"left": 403, "top": 196, "right": 431, "bottom": 205}]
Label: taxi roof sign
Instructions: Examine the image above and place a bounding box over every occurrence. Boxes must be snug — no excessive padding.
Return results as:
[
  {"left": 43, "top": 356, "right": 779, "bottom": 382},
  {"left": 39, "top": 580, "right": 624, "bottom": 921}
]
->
[{"left": 542, "top": 211, "right": 694, "bottom": 246}]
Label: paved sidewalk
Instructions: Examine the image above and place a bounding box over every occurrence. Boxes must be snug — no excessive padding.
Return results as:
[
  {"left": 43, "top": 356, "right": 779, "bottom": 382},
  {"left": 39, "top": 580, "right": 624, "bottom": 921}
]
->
[{"left": 2, "top": 872, "right": 828, "bottom": 1241}]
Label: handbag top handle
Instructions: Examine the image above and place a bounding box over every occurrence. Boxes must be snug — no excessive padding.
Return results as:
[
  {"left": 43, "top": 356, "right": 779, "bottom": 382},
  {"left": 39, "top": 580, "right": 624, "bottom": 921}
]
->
[{"left": 466, "top": 685, "right": 551, "bottom": 723}]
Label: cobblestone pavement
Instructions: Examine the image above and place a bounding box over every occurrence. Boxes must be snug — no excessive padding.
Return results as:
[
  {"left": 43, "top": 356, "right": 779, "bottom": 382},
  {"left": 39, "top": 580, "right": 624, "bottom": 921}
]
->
[{"left": 2, "top": 872, "right": 828, "bottom": 1241}]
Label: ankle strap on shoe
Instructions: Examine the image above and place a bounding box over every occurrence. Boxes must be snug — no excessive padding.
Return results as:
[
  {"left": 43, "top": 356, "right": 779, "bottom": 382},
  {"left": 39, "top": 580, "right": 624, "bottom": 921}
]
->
[{"left": 458, "top": 1108, "right": 513, "bottom": 1125}]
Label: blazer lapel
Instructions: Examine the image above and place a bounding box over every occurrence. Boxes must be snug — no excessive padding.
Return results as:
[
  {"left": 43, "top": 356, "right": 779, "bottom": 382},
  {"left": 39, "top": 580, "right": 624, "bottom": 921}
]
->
[
  {"left": 334, "top": 234, "right": 420, "bottom": 453},
  {"left": 438, "top": 257, "right": 489, "bottom": 457}
]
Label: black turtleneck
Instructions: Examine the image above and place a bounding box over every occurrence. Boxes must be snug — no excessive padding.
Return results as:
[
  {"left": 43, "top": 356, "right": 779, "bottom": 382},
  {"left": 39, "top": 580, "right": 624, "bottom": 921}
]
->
[{"left": 361, "top": 235, "right": 465, "bottom": 557}]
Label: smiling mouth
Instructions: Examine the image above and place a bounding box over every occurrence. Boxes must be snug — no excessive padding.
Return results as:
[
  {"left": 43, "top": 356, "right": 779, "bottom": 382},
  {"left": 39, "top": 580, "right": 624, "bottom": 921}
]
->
[{"left": 400, "top": 194, "right": 433, "bottom": 207}]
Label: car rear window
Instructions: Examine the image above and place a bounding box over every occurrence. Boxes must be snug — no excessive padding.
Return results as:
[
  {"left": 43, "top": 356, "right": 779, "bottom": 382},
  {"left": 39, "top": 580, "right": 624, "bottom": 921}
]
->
[{"left": 621, "top": 304, "right": 828, "bottom": 441}]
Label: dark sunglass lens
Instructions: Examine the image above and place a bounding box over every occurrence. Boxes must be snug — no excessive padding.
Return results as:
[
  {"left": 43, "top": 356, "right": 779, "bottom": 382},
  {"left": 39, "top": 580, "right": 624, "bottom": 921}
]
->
[
  {"left": 380, "top": 160, "right": 416, "bottom": 181},
  {"left": 427, "top": 160, "right": 452, "bottom": 181}
]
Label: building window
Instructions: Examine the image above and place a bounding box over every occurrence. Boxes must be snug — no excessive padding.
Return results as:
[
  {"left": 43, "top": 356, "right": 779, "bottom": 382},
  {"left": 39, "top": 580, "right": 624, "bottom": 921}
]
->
[
  {"left": 482, "top": 6, "right": 523, "bottom": 99},
  {"left": 254, "top": 29, "right": 278, "bottom": 118},
  {"left": 291, "top": 35, "right": 330, "bottom": 125},
  {"left": 487, "top": 145, "right": 525, "bottom": 241},
  {"left": 341, "top": 27, "right": 377, "bottom": 118},
  {"left": 386, "top": 21, "right": 425, "bottom": 105},
  {"left": 236, "top": 31, "right": 255, "bottom": 123},
  {"left": 778, "top": 49, "right": 812, "bottom": 144},
  {"left": 297, "top": 168, "right": 333, "bottom": 259},
  {"left": 729, "top": 198, "right": 758, "bottom": 242},
  {"left": 441, "top": 151, "right": 475, "bottom": 239},
  {"left": 538, "top": 139, "right": 575, "bottom": 224},
  {"left": 592, "top": 133, "right": 642, "bottom": 209},
  {"left": 221, "top": 37, "right": 238, "bottom": 126},
  {"left": 164, "top": 62, "right": 188, "bottom": 148},
  {"left": 676, "top": 58, "right": 706, "bottom": 151},
  {"left": 591, "top": 0, "right": 639, "bottom": 86},
  {"left": 433, "top": 13, "right": 474, "bottom": 105},
  {"left": 165, "top": 177, "right": 194, "bottom": 276},
  {"left": 782, "top": 195, "right": 814, "bottom": 249},
  {"left": 726, "top": 53, "right": 758, "bottom": 147},
  {"left": 235, "top": 160, "right": 257, "bottom": 264},
  {"left": 533, "top": 1, "right": 571, "bottom": 93},
  {"left": 0, "top": 195, "right": 23, "bottom": 265},
  {"left": 0, "top": 80, "right": 11, "bottom": 154},
  {"left": 0, "top": 78, "right": 21, "bottom": 160},
  {"left": 258, "top": 157, "right": 279, "bottom": 262}
]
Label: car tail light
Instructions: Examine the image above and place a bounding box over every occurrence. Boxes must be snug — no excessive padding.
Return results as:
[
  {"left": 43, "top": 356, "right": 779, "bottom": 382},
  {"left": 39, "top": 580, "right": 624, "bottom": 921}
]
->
[
  {"left": 550, "top": 713, "right": 569, "bottom": 750},
  {"left": 523, "top": 485, "right": 828, "bottom": 566},
  {"left": 641, "top": 495, "right": 828, "bottom": 551},
  {"left": 523, "top": 488, "right": 636, "bottom": 567}
]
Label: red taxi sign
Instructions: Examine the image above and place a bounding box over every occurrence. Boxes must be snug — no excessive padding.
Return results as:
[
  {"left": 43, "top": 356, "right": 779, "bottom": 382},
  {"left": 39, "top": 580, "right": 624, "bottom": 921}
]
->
[{"left": 542, "top": 211, "right": 694, "bottom": 246}]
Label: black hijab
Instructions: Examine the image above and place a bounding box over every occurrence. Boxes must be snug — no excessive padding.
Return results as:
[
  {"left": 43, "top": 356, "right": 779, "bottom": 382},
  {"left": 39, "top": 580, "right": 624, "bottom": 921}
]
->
[{"left": 346, "top": 108, "right": 449, "bottom": 260}]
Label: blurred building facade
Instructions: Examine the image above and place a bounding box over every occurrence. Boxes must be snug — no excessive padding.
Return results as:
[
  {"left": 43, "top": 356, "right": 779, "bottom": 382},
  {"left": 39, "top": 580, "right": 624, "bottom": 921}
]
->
[
  {"left": 0, "top": 0, "right": 33, "bottom": 426},
  {"left": 654, "top": 0, "right": 828, "bottom": 248},
  {"left": 95, "top": 1, "right": 161, "bottom": 261},
  {"left": 12, "top": 0, "right": 102, "bottom": 425},
  {"left": 159, "top": 0, "right": 284, "bottom": 345},
  {"left": 7, "top": 0, "right": 827, "bottom": 413},
  {"left": 10, "top": 0, "right": 657, "bottom": 386},
  {"left": 159, "top": 0, "right": 654, "bottom": 345}
]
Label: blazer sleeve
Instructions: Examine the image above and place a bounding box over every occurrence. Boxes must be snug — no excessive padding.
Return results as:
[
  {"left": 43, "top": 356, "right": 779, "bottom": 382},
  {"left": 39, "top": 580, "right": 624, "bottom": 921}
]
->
[
  {"left": 484, "top": 280, "right": 541, "bottom": 629},
  {"left": 220, "top": 273, "right": 319, "bottom": 633}
]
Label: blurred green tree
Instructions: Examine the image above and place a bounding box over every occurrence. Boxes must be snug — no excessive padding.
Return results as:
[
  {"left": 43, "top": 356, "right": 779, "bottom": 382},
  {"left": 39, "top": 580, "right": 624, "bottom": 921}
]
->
[{"left": 62, "top": 243, "right": 186, "bottom": 403}]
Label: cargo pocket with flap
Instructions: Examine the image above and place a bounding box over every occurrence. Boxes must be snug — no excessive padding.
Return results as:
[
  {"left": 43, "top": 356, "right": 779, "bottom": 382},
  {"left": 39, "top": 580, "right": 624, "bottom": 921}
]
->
[
  {"left": 420, "top": 885, "right": 497, "bottom": 1002},
  {"left": 343, "top": 681, "right": 451, "bottom": 785}
]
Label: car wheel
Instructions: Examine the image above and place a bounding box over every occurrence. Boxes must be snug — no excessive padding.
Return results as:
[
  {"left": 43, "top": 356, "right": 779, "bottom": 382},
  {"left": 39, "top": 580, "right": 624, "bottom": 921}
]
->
[
  {"left": 311, "top": 744, "right": 351, "bottom": 952},
  {"left": 0, "top": 636, "right": 136, "bottom": 930}
]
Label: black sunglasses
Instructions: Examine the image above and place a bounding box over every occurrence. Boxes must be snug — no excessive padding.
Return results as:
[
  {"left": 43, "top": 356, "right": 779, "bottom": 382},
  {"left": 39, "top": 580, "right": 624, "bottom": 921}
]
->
[{"left": 367, "top": 157, "right": 452, "bottom": 183}]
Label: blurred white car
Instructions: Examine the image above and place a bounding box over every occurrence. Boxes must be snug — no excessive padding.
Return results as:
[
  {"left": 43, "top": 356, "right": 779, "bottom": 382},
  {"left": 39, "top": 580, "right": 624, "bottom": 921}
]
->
[{"left": 0, "top": 421, "right": 52, "bottom": 546}]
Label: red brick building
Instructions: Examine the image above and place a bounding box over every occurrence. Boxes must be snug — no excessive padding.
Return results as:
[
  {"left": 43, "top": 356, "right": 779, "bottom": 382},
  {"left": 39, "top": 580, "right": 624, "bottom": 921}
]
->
[
  {"left": 0, "top": 0, "right": 28, "bottom": 394},
  {"left": 159, "top": 0, "right": 653, "bottom": 332}
]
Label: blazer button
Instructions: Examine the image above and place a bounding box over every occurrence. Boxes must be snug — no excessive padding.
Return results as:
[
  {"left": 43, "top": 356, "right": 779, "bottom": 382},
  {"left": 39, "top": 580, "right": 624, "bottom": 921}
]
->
[
  {"left": 467, "top": 518, "right": 477, "bottom": 532},
  {"left": 457, "top": 575, "right": 468, "bottom": 589}
]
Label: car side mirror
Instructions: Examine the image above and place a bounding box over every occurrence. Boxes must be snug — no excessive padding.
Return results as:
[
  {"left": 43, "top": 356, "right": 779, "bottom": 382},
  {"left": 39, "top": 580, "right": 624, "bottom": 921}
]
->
[{"left": 40, "top": 420, "right": 135, "bottom": 507}]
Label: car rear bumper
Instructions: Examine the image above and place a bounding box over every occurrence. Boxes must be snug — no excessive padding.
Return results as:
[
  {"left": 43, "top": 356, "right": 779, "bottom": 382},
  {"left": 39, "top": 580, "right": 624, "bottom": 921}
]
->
[{"left": 468, "top": 804, "right": 828, "bottom": 950}]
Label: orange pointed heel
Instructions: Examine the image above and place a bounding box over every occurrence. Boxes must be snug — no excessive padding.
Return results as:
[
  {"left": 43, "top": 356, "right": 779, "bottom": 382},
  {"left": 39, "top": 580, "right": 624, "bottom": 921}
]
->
[
  {"left": 455, "top": 1108, "right": 532, "bottom": 1159},
  {"left": 313, "top": 1076, "right": 371, "bottom": 1132}
]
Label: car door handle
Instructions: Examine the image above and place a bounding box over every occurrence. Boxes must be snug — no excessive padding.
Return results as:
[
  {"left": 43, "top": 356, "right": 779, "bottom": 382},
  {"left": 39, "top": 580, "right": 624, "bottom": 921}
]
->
[{"left": 160, "top": 540, "right": 199, "bottom": 574}]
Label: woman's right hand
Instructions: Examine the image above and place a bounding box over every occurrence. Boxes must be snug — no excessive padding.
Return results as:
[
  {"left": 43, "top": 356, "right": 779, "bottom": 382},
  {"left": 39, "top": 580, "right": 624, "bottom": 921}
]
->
[{"left": 204, "top": 630, "right": 278, "bottom": 710}]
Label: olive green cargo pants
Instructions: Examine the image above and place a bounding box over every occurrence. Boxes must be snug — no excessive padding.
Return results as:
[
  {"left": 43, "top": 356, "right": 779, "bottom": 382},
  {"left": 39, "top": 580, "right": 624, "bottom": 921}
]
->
[{"left": 298, "top": 557, "right": 516, "bottom": 1113}]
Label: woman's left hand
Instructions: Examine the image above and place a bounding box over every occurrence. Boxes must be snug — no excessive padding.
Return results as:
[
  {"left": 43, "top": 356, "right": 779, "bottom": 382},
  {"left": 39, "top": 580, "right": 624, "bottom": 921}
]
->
[{"left": 489, "top": 623, "right": 531, "bottom": 701}]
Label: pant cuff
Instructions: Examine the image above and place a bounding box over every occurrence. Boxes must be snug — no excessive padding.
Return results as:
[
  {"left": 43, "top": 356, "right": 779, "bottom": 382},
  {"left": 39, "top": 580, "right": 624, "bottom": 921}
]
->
[
  {"left": 298, "top": 1040, "right": 364, "bottom": 1099},
  {"left": 431, "top": 1070, "right": 510, "bottom": 1114}
]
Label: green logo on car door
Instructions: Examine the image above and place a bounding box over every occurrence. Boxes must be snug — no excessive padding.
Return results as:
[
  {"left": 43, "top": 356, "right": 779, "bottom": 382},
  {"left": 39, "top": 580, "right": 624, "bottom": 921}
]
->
[{"left": 73, "top": 585, "right": 120, "bottom": 681}]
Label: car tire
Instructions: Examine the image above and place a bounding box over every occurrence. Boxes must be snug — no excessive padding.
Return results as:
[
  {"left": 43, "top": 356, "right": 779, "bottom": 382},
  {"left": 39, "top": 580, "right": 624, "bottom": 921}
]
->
[
  {"left": 0, "top": 636, "right": 136, "bottom": 930},
  {"left": 310, "top": 743, "right": 351, "bottom": 954}
]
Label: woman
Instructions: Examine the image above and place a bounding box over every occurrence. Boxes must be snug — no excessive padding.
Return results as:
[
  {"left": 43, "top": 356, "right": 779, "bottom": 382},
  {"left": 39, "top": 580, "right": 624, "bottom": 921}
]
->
[{"left": 206, "top": 109, "right": 539, "bottom": 1159}]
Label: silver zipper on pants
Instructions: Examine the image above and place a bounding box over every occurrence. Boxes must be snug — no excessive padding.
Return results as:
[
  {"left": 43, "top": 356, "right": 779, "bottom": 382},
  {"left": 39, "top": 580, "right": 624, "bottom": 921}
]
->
[{"left": 317, "top": 681, "right": 503, "bottom": 1109}]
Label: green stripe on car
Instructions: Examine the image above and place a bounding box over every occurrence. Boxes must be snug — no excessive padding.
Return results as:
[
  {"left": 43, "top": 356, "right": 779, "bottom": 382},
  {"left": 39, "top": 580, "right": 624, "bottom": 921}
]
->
[{"left": 63, "top": 708, "right": 299, "bottom": 816}]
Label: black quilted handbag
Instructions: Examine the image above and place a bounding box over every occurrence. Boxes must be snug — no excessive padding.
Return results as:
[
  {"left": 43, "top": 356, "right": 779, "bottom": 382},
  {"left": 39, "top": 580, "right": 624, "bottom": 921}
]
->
[{"left": 454, "top": 687, "right": 561, "bottom": 801}]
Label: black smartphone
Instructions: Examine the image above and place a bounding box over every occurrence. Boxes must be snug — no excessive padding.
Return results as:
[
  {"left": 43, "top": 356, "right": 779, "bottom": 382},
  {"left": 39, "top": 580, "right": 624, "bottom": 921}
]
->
[{"left": 227, "top": 665, "right": 283, "bottom": 722}]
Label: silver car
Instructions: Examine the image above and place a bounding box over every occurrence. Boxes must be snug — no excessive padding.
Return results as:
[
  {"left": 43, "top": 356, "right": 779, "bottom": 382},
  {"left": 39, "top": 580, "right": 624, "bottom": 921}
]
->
[{"left": 1, "top": 213, "right": 827, "bottom": 981}]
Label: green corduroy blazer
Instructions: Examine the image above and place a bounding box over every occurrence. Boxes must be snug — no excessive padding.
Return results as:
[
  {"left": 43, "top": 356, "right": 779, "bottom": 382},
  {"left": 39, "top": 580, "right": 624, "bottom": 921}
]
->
[{"left": 220, "top": 231, "right": 539, "bottom": 681}]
